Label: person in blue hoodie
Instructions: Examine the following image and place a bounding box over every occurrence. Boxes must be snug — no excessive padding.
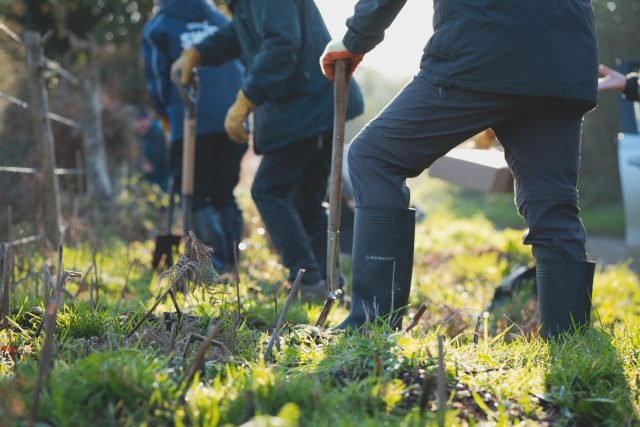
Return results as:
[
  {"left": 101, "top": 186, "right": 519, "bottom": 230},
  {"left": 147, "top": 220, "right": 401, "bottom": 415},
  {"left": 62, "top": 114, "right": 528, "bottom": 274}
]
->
[
  {"left": 321, "top": 0, "right": 598, "bottom": 337},
  {"left": 142, "top": 0, "right": 247, "bottom": 270},
  {"left": 171, "top": 0, "right": 364, "bottom": 300}
]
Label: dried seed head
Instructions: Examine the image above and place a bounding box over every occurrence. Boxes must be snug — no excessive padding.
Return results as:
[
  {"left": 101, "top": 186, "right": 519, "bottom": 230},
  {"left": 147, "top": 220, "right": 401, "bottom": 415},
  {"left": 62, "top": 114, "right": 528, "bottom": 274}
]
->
[{"left": 158, "top": 232, "right": 221, "bottom": 294}]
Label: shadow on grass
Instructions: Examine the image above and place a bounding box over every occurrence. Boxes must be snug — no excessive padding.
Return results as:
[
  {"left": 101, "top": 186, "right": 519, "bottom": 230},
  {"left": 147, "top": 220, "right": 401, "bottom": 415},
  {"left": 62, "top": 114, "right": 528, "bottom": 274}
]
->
[{"left": 542, "top": 329, "right": 638, "bottom": 425}]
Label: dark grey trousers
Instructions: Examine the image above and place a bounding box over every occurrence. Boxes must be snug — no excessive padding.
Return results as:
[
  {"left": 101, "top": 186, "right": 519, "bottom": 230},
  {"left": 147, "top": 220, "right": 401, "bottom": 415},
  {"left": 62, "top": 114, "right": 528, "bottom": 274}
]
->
[
  {"left": 251, "top": 131, "right": 333, "bottom": 284},
  {"left": 348, "top": 75, "right": 588, "bottom": 262}
]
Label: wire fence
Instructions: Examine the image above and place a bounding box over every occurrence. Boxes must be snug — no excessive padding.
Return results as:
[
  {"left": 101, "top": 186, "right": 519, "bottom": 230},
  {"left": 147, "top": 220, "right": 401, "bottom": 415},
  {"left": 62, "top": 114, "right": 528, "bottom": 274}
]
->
[
  {"left": 0, "top": 166, "right": 84, "bottom": 176},
  {"left": 0, "top": 23, "right": 83, "bottom": 181},
  {"left": 0, "top": 90, "right": 81, "bottom": 129},
  {"left": 0, "top": 21, "right": 79, "bottom": 85},
  {"left": 1, "top": 25, "right": 86, "bottom": 246}
]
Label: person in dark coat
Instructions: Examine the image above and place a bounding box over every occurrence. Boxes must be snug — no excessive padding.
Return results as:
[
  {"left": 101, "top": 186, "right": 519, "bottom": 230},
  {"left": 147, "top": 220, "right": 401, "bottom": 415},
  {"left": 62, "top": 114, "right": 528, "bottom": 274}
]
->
[
  {"left": 142, "top": 0, "right": 247, "bottom": 270},
  {"left": 599, "top": 64, "right": 640, "bottom": 101},
  {"left": 322, "top": 0, "right": 598, "bottom": 338},
  {"left": 132, "top": 106, "right": 170, "bottom": 191},
  {"left": 171, "top": 0, "right": 364, "bottom": 299}
]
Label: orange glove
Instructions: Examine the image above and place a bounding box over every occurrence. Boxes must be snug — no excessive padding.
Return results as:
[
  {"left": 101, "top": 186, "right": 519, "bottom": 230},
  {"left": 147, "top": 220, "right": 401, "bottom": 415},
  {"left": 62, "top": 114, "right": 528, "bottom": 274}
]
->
[
  {"left": 320, "top": 40, "right": 364, "bottom": 81},
  {"left": 224, "top": 90, "right": 255, "bottom": 144},
  {"left": 170, "top": 48, "right": 201, "bottom": 86},
  {"left": 159, "top": 115, "right": 170, "bottom": 137}
]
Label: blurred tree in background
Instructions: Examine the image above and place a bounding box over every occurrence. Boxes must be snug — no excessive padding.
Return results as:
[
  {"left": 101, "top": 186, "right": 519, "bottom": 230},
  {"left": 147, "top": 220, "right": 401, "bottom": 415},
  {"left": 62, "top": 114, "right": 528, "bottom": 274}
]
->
[
  {"left": 0, "top": 0, "right": 154, "bottom": 101},
  {"left": 0, "top": 0, "right": 155, "bottom": 210}
]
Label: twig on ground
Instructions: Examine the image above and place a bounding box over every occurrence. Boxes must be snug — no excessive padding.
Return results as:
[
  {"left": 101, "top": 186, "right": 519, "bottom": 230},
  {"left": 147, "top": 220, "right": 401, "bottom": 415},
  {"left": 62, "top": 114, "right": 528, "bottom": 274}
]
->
[
  {"left": 315, "top": 289, "right": 342, "bottom": 328},
  {"left": 41, "top": 265, "right": 52, "bottom": 304},
  {"left": 420, "top": 373, "right": 436, "bottom": 414},
  {"left": 35, "top": 265, "right": 57, "bottom": 338},
  {"left": 263, "top": 269, "right": 304, "bottom": 363},
  {"left": 73, "top": 263, "right": 94, "bottom": 297},
  {"left": 191, "top": 333, "right": 231, "bottom": 353},
  {"left": 183, "top": 321, "right": 224, "bottom": 384},
  {"left": 233, "top": 241, "right": 241, "bottom": 319},
  {"left": 405, "top": 303, "right": 428, "bottom": 332},
  {"left": 30, "top": 263, "right": 81, "bottom": 425},
  {"left": 437, "top": 334, "right": 446, "bottom": 426},
  {"left": 473, "top": 314, "right": 482, "bottom": 346},
  {"left": 231, "top": 242, "right": 241, "bottom": 352},
  {"left": 0, "top": 244, "right": 8, "bottom": 328},
  {"left": 126, "top": 286, "right": 174, "bottom": 338}
]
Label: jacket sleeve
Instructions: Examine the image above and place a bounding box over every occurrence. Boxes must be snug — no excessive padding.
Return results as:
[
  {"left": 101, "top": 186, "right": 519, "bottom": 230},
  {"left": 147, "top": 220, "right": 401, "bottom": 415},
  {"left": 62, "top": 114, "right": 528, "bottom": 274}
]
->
[
  {"left": 141, "top": 19, "right": 170, "bottom": 117},
  {"left": 343, "top": 0, "right": 407, "bottom": 54},
  {"left": 624, "top": 73, "right": 639, "bottom": 102},
  {"left": 239, "top": 0, "right": 302, "bottom": 105},
  {"left": 195, "top": 22, "right": 243, "bottom": 67}
]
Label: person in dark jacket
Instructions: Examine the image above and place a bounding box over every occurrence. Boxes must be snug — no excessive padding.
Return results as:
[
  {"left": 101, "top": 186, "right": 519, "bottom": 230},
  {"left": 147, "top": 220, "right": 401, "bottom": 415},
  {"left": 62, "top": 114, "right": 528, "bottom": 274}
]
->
[
  {"left": 171, "top": 0, "right": 364, "bottom": 300},
  {"left": 142, "top": 0, "right": 247, "bottom": 270},
  {"left": 322, "top": 0, "right": 598, "bottom": 338},
  {"left": 599, "top": 64, "right": 640, "bottom": 101},
  {"left": 132, "top": 106, "right": 170, "bottom": 191}
]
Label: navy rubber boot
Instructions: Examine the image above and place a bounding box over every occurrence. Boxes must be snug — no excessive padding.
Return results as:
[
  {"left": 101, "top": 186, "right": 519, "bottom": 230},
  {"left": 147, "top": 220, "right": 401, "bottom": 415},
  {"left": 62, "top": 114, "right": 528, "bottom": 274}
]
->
[
  {"left": 336, "top": 207, "right": 415, "bottom": 331},
  {"left": 536, "top": 261, "right": 595, "bottom": 339}
]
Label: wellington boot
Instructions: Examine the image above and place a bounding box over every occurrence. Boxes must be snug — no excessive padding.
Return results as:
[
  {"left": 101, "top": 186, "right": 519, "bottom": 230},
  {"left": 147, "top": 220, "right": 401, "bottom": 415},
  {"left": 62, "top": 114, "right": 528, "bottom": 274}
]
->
[
  {"left": 537, "top": 261, "right": 595, "bottom": 339},
  {"left": 336, "top": 207, "right": 415, "bottom": 331}
]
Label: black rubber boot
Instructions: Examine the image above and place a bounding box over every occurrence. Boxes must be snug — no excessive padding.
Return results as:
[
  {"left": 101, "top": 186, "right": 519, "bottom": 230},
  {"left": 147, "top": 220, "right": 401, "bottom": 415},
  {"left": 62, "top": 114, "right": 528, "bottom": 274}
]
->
[
  {"left": 192, "top": 207, "right": 228, "bottom": 271},
  {"left": 336, "top": 207, "right": 415, "bottom": 331},
  {"left": 536, "top": 261, "right": 595, "bottom": 339}
]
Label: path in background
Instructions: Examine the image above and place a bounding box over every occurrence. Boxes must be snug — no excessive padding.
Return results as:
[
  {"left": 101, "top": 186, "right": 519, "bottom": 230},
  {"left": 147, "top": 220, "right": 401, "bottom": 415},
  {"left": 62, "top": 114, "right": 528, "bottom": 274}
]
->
[{"left": 587, "top": 235, "right": 639, "bottom": 274}]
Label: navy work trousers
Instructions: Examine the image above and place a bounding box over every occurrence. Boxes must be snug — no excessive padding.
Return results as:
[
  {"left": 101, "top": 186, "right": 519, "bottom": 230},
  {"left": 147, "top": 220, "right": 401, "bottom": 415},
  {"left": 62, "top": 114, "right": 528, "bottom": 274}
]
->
[
  {"left": 348, "top": 75, "right": 588, "bottom": 262},
  {"left": 252, "top": 131, "right": 333, "bottom": 285}
]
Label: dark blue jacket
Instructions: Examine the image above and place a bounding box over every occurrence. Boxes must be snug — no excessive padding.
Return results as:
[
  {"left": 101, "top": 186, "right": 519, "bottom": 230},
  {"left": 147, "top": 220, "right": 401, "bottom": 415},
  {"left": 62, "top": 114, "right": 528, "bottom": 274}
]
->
[
  {"left": 142, "top": 0, "right": 244, "bottom": 141},
  {"left": 195, "top": 0, "right": 364, "bottom": 154},
  {"left": 344, "top": 0, "right": 598, "bottom": 108},
  {"left": 141, "top": 120, "right": 170, "bottom": 191}
]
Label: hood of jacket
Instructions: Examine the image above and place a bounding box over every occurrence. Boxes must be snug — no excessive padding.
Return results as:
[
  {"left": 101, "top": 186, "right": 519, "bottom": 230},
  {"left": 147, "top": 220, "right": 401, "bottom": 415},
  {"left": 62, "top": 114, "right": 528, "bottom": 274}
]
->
[{"left": 158, "top": 0, "right": 210, "bottom": 21}]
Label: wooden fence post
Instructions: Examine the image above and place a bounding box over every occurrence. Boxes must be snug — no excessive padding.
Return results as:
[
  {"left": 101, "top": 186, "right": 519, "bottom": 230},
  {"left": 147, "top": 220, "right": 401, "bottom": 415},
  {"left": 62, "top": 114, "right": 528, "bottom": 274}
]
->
[{"left": 25, "top": 31, "right": 62, "bottom": 246}]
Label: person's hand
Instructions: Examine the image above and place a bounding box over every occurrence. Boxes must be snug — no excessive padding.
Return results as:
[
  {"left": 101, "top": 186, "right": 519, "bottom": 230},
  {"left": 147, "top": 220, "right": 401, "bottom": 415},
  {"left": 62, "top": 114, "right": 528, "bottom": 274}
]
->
[
  {"left": 598, "top": 64, "right": 626, "bottom": 92},
  {"left": 170, "top": 48, "right": 201, "bottom": 86},
  {"left": 320, "top": 39, "right": 364, "bottom": 81},
  {"left": 224, "top": 90, "right": 255, "bottom": 143}
]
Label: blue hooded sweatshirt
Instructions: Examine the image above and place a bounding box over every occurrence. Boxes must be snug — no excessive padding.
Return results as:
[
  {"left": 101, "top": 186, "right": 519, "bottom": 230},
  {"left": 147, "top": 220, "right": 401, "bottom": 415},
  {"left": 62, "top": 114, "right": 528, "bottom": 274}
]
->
[
  {"left": 194, "top": 0, "right": 364, "bottom": 154},
  {"left": 141, "top": 0, "right": 244, "bottom": 142}
]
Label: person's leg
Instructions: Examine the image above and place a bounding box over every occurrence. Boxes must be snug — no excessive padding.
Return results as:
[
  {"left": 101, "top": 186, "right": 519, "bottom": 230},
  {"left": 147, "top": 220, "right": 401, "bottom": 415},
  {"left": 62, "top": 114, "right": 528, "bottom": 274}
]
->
[
  {"left": 190, "top": 134, "right": 228, "bottom": 269},
  {"left": 494, "top": 100, "right": 594, "bottom": 338},
  {"left": 293, "top": 131, "right": 332, "bottom": 280},
  {"left": 208, "top": 133, "right": 248, "bottom": 267},
  {"left": 343, "top": 76, "right": 524, "bottom": 329},
  {"left": 251, "top": 135, "right": 330, "bottom": 292}
]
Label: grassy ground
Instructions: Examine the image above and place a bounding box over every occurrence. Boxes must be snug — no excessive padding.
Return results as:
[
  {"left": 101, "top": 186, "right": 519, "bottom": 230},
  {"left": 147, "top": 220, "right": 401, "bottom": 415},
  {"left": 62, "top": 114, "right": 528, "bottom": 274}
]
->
[{"left": 1, "top": 180, "right": 639, "bottom": 426}]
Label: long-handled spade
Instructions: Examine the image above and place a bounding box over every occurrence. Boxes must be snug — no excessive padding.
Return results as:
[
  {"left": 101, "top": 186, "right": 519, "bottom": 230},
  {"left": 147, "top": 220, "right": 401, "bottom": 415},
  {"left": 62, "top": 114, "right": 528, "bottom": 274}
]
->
[
  {"left": 133, "top": 77, "right": 199, "bottom": 337},
  {"left": 151, "top": 74, "right": 200, "bottom": 270},
  {"left": 316, "top": 59, "right": 351, "bottom": 328},
  {"left": 151, "top": 178, "right": 180, "bottom": 270},
  {"left": 178, "top": 73, "right": 199, "bottom": 236}
]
